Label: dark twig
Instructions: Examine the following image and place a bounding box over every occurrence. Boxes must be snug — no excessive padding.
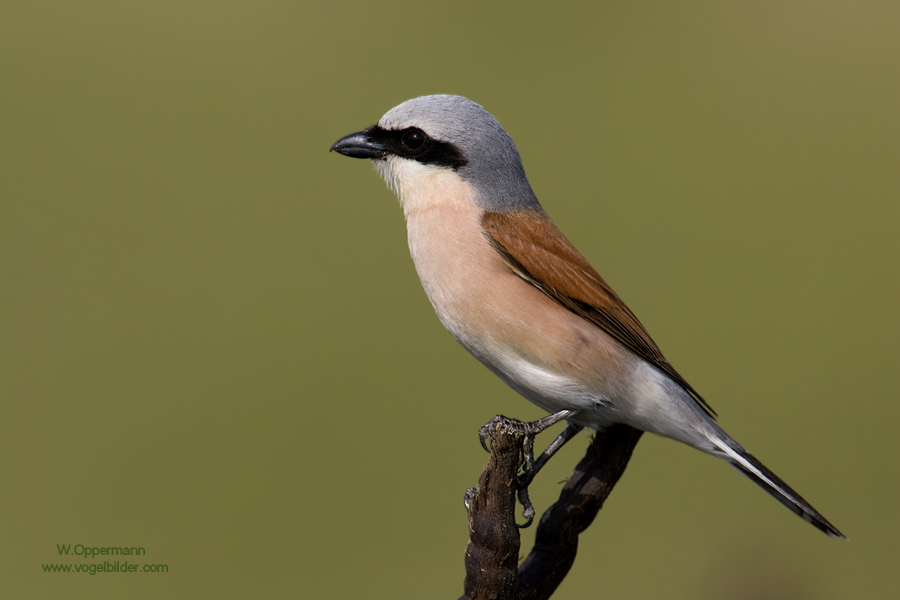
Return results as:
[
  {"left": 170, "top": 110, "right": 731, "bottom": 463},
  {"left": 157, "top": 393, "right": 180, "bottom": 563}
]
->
[
  {"left": 517, "top": 424, "right": 643, "bottom": 600},
  {"left": 460, "top": 423, "right": 522, "bottom": 600},
  {"left": 460, "top": 422, "right": 643, "bottom": 600}
]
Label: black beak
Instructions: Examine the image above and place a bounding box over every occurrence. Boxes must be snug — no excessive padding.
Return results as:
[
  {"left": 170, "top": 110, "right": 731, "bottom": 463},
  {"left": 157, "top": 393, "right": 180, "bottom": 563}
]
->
[{"left": 330, "top": 130, "right": 387, "bottom": 159}]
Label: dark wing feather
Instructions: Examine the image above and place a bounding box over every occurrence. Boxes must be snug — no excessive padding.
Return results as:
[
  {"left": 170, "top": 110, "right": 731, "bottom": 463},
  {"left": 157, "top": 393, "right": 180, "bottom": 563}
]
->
[{"left": 482, "top": 210, "right": 716, "bottom": 418}]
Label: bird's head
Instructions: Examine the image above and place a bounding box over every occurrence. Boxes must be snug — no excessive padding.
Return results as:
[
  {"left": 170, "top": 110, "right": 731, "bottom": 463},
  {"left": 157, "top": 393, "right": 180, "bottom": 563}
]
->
[{"left": 331, "top": 95, "right": 540, "bottom": 215}]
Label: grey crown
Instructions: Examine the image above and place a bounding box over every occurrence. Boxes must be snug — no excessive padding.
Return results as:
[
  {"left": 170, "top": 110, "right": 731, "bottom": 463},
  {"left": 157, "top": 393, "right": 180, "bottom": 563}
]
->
[{"left": 381, "top": 95, "right": 542, "bottom": 212}]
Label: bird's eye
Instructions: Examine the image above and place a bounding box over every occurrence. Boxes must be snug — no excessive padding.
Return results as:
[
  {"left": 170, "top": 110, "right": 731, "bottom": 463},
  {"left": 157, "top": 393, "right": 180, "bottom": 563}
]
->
[{"left": 402, "top": 129, "right": 427, "bottom": 151}]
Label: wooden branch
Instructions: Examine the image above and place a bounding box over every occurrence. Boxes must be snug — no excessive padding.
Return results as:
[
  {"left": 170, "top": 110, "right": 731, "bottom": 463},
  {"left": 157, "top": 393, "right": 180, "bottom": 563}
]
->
[
  {"left": 517, "top": 424, "right": 644, "bottom": 599},
  {"left": 460, "top": 423, "right": 521, "bottom": 600},
  {"left": 460, "top": 423, "right": 643, "bottom": 600}
]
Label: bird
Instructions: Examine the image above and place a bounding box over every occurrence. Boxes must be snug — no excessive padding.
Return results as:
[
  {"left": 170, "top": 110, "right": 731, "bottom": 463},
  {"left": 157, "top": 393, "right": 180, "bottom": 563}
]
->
[{"left": 330, "top": 94, "right": 845, "bottom": 539}]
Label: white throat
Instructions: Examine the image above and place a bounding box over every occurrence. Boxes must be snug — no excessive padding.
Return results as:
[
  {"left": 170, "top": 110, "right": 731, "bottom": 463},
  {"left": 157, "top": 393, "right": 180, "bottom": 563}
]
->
[{"left": 373, "top": 156, "right": 476, "bottom": 218}]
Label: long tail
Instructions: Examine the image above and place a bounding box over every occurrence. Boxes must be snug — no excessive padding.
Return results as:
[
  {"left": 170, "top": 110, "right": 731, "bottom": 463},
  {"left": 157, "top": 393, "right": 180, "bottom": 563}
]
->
[{"left": 711, "top": 438, "right": 846, "bottom": 539}]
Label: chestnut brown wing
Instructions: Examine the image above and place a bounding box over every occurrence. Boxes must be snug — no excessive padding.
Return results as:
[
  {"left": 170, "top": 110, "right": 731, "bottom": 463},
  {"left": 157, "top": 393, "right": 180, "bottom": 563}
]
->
[{"left": 482, "top": 210, "right": 715, "bottom": 417}]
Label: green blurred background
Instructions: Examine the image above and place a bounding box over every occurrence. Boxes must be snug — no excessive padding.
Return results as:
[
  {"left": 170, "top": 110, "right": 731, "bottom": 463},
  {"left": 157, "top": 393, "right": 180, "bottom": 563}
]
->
[{"left": 2, "top": 1, "right": 897, "bottom": 598}]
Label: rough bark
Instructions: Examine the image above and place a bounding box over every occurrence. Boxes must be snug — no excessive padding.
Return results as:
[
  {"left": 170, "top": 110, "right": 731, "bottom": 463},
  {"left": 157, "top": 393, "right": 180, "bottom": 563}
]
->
[{"left": 460, "top": 423, "right": 643, "bottom": 600}]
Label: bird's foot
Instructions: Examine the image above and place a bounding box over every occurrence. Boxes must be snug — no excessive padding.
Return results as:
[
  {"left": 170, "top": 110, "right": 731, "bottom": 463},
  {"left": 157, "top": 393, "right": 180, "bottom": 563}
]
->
[
  {"left": 463, "top": 487, "right": 478, "bottom": 510},
  {"left": 478, "top": 411, "right": 576, "bottom": 453},
  {"left": 478, "top": 410, "right": 580, "bottom": 528}
]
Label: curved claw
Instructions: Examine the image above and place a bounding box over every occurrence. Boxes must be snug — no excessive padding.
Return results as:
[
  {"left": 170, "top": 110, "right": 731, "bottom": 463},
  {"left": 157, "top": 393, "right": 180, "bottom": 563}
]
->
[
  {"left": 463, "top": 487, "right": 478, "bottom": 510},
  {"left": 479, "top": 428, "right": 491, "bottom": 452},
  {"left": 474, "top": 410, "right": 582, "bottom": 529},
  {"left": 478, "top": 415, "right": 509, "bottom": 453},
  {"left": 516, "top": 486, "right": 536, "bottom": 528}
]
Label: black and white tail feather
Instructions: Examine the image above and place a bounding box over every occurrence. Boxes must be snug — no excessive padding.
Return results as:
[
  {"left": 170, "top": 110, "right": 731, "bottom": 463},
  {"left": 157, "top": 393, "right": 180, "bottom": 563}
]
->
[{"left": 711, "top": 437, "right": 846, "bottom": 539}]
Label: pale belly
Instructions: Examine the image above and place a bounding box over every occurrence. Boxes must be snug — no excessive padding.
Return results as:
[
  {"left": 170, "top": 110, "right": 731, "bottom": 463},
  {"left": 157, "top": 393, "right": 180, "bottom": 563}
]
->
[
  {"left": 402, "top": 206, "right": 720, "bottom": 455},
  {"left": 405, "top": 206, "right": 646, "bottom": 426}
]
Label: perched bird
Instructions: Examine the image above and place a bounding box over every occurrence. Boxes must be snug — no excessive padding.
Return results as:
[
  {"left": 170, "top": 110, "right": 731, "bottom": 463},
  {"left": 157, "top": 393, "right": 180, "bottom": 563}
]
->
[{"left": 330, "top": 94, "right": 844, "bottom": 538}]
